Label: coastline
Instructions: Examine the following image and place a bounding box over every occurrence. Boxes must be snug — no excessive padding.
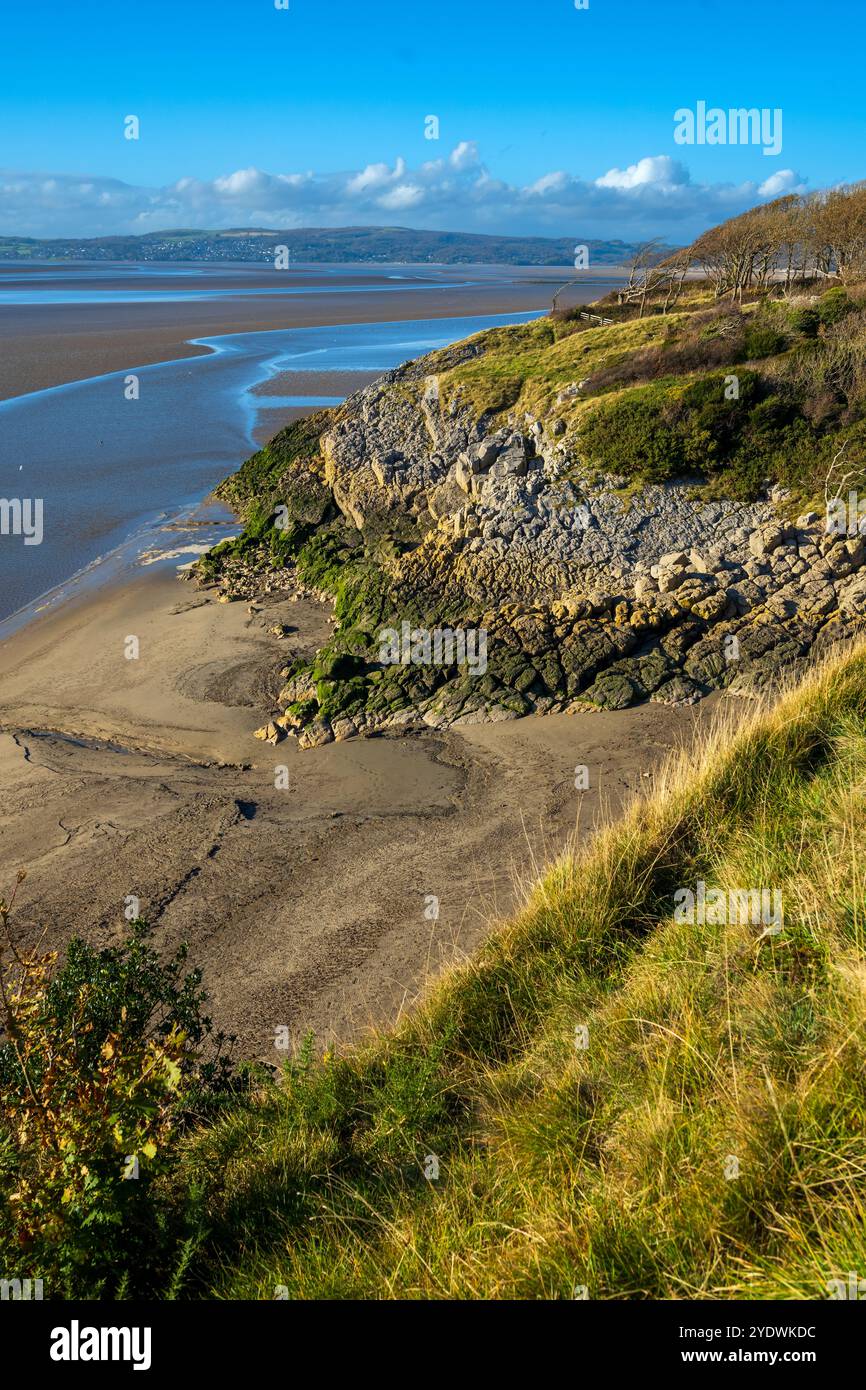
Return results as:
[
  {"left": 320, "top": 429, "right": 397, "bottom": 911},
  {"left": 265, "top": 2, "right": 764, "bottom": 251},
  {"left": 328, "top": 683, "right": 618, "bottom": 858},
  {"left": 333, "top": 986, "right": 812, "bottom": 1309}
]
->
[
  {"left": 0, "top": 306, "right": 546, "bottom": 625},
  {"left": 0, "top": 262, "right": 721, "bottom": 1060}
]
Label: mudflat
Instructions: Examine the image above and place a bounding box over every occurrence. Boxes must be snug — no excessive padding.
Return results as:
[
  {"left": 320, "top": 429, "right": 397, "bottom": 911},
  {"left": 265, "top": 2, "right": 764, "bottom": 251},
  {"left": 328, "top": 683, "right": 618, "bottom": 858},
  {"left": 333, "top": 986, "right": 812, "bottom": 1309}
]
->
[
  {"left": 0, "top": 562, "right": 718, "bottom": 1058},
  {"left": 0, "top": 263, "right": 622, "bottom": 401}
]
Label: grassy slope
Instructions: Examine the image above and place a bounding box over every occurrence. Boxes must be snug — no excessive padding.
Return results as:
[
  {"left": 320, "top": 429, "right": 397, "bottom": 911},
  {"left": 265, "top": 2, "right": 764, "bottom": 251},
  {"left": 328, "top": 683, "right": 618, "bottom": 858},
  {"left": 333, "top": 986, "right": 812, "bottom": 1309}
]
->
[
  {"left": 178, "top": 643, "right": 866, "bottom": 1299},
  {"left": 436, "top": 286, "right": 866, "bottom": 504},
  {"left": 436, "top": 308, "right": 682, "bottom": 422}
]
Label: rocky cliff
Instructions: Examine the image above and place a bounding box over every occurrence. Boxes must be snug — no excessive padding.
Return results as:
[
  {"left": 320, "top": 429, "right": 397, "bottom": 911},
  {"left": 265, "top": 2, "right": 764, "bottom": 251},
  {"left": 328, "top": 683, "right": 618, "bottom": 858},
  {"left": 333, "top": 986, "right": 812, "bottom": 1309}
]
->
[{"left": 197, "top": 300, "right": 866, "bottom": 747}]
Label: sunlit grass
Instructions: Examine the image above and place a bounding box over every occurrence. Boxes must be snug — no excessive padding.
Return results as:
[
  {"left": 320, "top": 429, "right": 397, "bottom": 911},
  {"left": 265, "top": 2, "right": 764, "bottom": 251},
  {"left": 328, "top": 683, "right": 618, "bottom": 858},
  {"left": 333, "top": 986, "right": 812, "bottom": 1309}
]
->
[{"left": 170, "top": 642, "right": 866, "bottom": 1299}]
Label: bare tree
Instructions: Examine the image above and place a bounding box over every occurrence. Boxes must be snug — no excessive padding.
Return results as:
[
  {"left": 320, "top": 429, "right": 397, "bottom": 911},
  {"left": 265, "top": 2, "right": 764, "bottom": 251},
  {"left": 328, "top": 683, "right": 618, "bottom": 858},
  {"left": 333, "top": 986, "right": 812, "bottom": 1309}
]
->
[{"left": 615, "top": 240, "right": 686, "bottom": 317}]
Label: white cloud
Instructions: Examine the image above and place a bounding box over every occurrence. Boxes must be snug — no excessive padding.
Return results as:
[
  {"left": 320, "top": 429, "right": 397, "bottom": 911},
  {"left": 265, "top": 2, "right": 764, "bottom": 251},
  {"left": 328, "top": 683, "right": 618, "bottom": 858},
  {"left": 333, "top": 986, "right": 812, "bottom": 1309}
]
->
[
  {"left": 378, "top": 183, "right": 425, "bottom": 210},
  {"left": 449, "top": 141, "right": 479, "bottom": 171},
  {"left": 346, "top": 157, "right": 407, "bottom": 195},
  {"left": 213, "top": 168, "right": 269, "bottom": 196},
  {"left": 527, "top": 171, "right": 571, "bottom": 196},
  {"left": 757, "top": 169, "right": 806, "bottom": 198},
  {"left": 595, "top": 155, "right": 689, "bottom": 191},
  {"left": 0, "top": 146, "right": 809, "bottom": 242}
]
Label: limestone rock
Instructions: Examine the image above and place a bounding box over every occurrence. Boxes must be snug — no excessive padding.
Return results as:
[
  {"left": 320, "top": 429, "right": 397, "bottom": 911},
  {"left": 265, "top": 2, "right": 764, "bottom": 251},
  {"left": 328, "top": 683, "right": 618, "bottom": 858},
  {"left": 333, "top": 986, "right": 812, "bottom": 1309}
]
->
[
  {"left": 297, "top": 720, "right": 334, "bottom": 750},
  {"left": 253, "top": 721, "right": 283, "bottom": 745},
  {"left": 215, "top": 333, "right": 856, "bottom": 747},
  {"left": 584, "top": 671, "right": 636, "bottom": 710},
  {"left": 749, "top": 523, "right": 793, "bottom": 558}
]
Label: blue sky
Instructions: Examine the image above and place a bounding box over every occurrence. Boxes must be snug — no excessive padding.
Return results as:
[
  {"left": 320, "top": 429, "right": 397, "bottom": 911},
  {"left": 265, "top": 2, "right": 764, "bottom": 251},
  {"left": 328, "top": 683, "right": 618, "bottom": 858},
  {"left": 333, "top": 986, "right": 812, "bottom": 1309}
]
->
[{"left": 1, "top": 0, "right": 863, "bottom": 240}]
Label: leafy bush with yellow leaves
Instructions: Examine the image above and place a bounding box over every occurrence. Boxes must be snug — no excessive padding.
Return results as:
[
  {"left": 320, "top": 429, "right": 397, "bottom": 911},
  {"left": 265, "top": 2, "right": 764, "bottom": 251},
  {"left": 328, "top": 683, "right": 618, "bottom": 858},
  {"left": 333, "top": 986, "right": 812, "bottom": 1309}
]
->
[{"left": 0, "top": 876, "right": 236, "bottom": 1298}]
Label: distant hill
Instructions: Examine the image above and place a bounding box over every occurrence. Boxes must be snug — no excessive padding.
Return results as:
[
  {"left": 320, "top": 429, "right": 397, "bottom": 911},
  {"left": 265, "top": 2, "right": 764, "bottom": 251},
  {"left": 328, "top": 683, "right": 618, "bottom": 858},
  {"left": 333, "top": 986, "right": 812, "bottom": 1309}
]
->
[{"left": 0, "top": 225, "right": 665, "bottom": 267}]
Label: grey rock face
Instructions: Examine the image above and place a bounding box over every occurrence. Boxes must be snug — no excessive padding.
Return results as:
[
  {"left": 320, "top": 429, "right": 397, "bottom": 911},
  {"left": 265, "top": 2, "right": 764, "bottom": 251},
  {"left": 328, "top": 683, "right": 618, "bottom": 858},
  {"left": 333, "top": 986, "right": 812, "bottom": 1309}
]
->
[{"left": 212, "top": 354, "right": 866, "bottom": 745}]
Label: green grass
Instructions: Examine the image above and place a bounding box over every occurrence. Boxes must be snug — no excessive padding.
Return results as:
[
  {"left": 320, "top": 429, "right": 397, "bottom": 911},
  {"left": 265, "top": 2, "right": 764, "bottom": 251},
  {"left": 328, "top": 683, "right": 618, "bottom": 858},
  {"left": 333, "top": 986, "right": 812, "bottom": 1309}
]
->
[
  {"left": 431, "top": 286, "right": 866, "bottom": 506},
  {"left": 436, "top": 311, "right": 685, "bottom": 423},
  {"left": 170, "top": 642, "right": 866, "bottom": 1300}
]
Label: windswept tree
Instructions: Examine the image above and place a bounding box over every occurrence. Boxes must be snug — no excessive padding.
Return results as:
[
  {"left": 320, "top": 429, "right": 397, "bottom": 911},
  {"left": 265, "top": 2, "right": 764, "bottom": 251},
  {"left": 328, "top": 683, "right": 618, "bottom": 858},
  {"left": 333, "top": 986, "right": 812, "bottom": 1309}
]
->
[
  {"left": 687, "top": 183, "right": 866, "bottom": 297},
  {"left": 617, "top": 240, "right": 691, "bottom": 317},
  {"left": 691, "top": 203, "right": 788, "bottom": 300},
  {"left": 811, "top": 183, "right": 866, "bottom": 284}
]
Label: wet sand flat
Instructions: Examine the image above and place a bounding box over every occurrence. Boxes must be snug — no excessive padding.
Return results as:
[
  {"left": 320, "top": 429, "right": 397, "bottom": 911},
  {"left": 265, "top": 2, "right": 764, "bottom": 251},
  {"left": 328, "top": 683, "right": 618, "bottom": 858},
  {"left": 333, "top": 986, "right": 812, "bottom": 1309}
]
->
[
  {"left": 0, "top": 308, "right": 548, "bottom": 623},
  {"left": 0, "top": 263, "right": 623, "bottom": 401},
  {"left": 0, "top": 564, "right": 720, "bottom": 1059}
]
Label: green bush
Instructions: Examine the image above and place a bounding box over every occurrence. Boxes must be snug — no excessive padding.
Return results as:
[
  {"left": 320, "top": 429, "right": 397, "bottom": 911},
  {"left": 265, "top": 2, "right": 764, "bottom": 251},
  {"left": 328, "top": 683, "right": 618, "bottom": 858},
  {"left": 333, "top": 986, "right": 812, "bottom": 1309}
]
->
[
  {"left": 0, "top": 893, "right": 237, "bottom": 1299},
  {"left": 578, "top": 382, "right": 689, "bottom": 483},
  {"left": 787, "top": 307, "right": 821, "bottom": 338},
  {"left": 577, "top": 367, "right": 825, "bottom": 499},
  {"left": 817, "top": 287, "right": 856, "bottom": 325},
  {"left": 579, "top": 372, "right": 766, "bottom": 485},
  {"left": 743, "top": 322, "right": 789, "bottom": 358}
]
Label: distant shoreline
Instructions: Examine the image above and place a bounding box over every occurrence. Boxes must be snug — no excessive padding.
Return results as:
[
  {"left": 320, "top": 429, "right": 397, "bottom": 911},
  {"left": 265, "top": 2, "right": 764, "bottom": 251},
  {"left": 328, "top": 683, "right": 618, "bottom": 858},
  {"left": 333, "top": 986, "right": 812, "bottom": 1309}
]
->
[{"left": 0, "top": 219, "right": 666, "bottom": 268}]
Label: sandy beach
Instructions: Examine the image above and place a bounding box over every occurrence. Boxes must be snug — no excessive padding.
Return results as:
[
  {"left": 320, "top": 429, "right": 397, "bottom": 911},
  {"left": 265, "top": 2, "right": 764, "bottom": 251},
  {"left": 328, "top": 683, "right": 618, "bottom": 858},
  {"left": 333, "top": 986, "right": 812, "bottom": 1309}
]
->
[{"left": 0, "top": 562, "right": 718, "bottom": 1058}]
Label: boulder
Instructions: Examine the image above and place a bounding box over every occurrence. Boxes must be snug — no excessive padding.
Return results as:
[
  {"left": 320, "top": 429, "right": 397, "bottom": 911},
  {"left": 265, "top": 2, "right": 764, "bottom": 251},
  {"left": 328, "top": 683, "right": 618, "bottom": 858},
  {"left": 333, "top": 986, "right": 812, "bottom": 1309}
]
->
[
  {"left": 489, "top": 448, "right": 528, "bottom": 480},
  {"left": 692, "top": 590, "right": 730, "bottom": 622},
  {"left": 584, "top": 671, "right": 636, "bottom": 710},
  {"left": 658, "top": 550, "right": 690, "bottom": 570},
  {"left": 297, "top": 719, "right": 334, "bottom": 750},
  {"left": 454, "top": 459, "right": 474, "bottom": 493},
  {"left": 634, "top": 574, "right": 659, "bottom": 599},
  {"left": 658, "top": 568, "right": 686, "bottom": 594},
  {"left": 472, "top": 439, "right": 502, "bottom": 469},
  {"left": 838, "top": 573, "right": 866, "bottom": 616},
  {"left": 253, "top": 721, "right": 283, "bottom": 745},
  {"left": 798, "top": 581, "right": 836, "bottom": 617},
  {"left": 749, "top": 523, "right": 793, "bottom": 558},
  {"left": 652, "top": 675, "right": 703, "bottom": 706}
]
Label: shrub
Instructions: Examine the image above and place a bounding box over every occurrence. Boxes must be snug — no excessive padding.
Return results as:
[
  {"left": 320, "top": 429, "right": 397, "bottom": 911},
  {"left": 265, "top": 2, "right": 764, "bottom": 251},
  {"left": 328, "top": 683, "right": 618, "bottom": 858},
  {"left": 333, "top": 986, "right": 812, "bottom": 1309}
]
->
[
  {"left": 578, "top": 383, "right": 689, "bottom": 482},
  {"left": 743, "top": 322, "right": 789, "bottom": 358},
  {"left": 788, "top": 307, "right": 821, "bottom": 338},
  {"left": 579, "top": 372, "right": 767, "bottom": 485},
  {"left": 0, "top": 881, "right": 236, "bottom": 1297},
  {"left": 576, "top": 367, "right": 832, "bottom": 499},
  {"left": 817, "top": 287, "right": 856, "bottom": 326}
]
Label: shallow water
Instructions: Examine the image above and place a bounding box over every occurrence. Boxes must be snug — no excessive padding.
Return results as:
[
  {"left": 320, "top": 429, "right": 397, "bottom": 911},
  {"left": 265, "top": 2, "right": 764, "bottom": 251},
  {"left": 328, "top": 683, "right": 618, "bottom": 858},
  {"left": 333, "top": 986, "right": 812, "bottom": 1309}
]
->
[
  {"left": 0, "top": 282, "right": 467, "bottom": 306},
  {"left": 0, "top": 309, "right": 541, "bottom": 626},
  {"left": 0, "top": 261, "right": 474, "bottom": 305}
]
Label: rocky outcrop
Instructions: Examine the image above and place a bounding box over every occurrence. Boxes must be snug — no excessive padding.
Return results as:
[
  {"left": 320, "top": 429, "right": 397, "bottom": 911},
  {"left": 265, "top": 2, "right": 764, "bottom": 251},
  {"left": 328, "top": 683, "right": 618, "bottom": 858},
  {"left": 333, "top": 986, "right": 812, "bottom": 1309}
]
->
[{"left": 200, "top": 347, "right": 866, "bottom": 747}]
